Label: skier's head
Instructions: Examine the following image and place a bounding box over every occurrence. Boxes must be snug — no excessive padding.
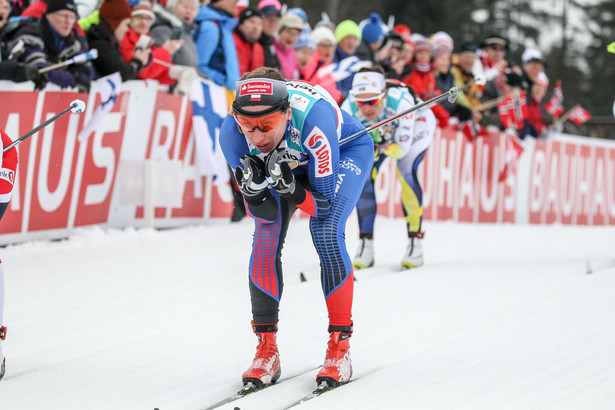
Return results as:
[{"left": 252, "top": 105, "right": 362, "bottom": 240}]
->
[
  {"left": 350, "top": 67, "right": 386, "bottom": 122},
  {"left": 232, "top": 68, "right": 291, "bottom": 153}
]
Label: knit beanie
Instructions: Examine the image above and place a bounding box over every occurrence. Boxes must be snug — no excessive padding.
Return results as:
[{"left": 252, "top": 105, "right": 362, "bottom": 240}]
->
[
  {"left": 393, "top": 24, "right": 412, "bottom": 42},
  {"left": 311, "top": 26, "right": 336, "bottom": 46},
  {"left": 46, "top": 0, "right": 78, "bottom": 15},
  {"left": 131, "top": 0, "right": 154, "bottom": 19},
  {"left": 286, "top": 7, "right": 308, "bottom": 23},
  {"left": 411, "top": 33, "right": 432, "bottom": 53},
  {"left": 335, "top": 19, "right": 361, "bottom": 45},
  {"left": 431, "top": 31, "right": 453, "bottom": 57},
  {"left": 100, "top": 0, "right": 132, "bottom": 31},
  {"left": 238, "top": 7, "right": 262, "bottom": 25},
  {"left": 295, "top": 27, "right": 315, "bottom": 50},
  {"left": 361, "top": 13, "right": 384, "bottom": 44}
]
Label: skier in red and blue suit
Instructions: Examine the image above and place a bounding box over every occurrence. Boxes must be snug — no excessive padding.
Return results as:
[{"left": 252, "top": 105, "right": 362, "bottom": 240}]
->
[
  {"left": 219, "top": 67, "right": 373, "bottom": 391},
  {"left": 0, "top": 128, "right": 19, "bottom": 381}
]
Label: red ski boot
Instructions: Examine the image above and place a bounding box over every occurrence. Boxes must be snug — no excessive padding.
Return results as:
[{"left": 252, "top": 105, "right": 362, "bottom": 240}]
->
[
  {"left": 242, "top": 331, "right": 281, "bottom": 389},
  {"left": 316, "top": 331, "right": 352, "bottom": 387}
]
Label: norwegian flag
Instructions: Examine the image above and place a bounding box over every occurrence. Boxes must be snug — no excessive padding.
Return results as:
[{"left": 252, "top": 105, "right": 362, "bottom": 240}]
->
[
  {"left": 569, "top": 105, "right": 592, "bottom": 125},
  {"left": 545, "top": 80, "right": 564, "bottom": 117},
  {"left": 498, "top": 132, "right": 525, "bottom": 183},
  {"left": 498, "top": 92, "right": 527, "bottom": 131}
]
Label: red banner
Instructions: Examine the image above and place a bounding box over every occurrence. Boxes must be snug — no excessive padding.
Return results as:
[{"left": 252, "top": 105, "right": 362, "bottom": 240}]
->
[{"left": 0, "top": 83, "right": 613, "bottom": 245}]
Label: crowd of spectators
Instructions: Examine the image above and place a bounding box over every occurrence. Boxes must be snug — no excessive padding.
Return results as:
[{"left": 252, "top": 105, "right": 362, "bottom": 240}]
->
[{"left": 0, "top": 0, "right": 557, "bottom": 138}]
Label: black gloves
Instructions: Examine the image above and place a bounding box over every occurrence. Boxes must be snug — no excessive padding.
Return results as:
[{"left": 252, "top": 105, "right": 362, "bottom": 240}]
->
[
  {"left": 235, "top": 155, "right": 268, "bottom": 202},
  {"left": 9, "top": 62, "right": 48, "bottom": 90},
  {"left": 234, "top": 148, "right": 309, "bottom": 220},
  {"left": 264, "top": 148, "right": 296, "bottom": 195},
  {"left": 20, "top": 63, "right": 39, "bottom": 82},
  {"left": 236, "top": 148, "right": 307, "bottom": 213},
  {"left": 235, "top": 155, "right": 278, "bottom": 221},
  {"left": 264, "top": 148, "right": 306, "bottom": 204}
]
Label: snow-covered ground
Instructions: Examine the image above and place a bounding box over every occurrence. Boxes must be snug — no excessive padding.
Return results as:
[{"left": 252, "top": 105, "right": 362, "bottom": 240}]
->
[{"left": 1, "top": 217, "right": 614, "bottom": 409}]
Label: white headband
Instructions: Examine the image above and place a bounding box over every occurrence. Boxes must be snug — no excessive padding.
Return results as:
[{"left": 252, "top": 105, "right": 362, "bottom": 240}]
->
[{"left": 350, "top": 71, "right": 385, "bottom": 98}]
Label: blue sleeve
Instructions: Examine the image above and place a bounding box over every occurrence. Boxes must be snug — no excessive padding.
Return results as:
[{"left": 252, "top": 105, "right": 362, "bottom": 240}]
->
[
  {"left": 299, "top": 99, "right": 341, "bottom": 218},
  {"left": 219, "top": 114, "right": 249, "bottom": 170},
  {"left": 340, "top": 109, "right": 366, "bottom": 141},
  {"left": 194, "top": 21, "right": 226, "bottom": 86}
]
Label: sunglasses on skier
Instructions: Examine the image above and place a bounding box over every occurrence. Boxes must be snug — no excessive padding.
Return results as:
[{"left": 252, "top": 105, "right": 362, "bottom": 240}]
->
[
  {"left": 232, "top": 100, "right": 289, "bottom": 132},
  {"left": 353, "top": 92, "right": 386, "bottom": 108},
  {"left": 234, "top": 109, "right": 287, "bottom": 132}
]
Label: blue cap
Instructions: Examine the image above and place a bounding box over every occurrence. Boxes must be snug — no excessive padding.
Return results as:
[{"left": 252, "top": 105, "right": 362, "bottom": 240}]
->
[
  {"left": 286, "top": 7, "right": 308, "bottom": 23},
  {"left": 295, "top": 27, "right": 316, "bottom": 50},
  {"left": 362, "top": 13, "right": 385, "bottom": 44}
]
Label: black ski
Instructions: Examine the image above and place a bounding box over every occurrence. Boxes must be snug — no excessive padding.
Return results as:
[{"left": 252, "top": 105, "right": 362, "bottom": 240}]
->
[
  {"left": 204, "top": 366, "right": 320, "bottom": 410},
  {"left": 282, "top": 379, "right": 354, "bottom": 409}
]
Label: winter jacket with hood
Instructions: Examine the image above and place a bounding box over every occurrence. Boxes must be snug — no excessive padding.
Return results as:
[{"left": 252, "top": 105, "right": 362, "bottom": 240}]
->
[{"left": 193, "top": 5, "right": 239, "bottom": 90}]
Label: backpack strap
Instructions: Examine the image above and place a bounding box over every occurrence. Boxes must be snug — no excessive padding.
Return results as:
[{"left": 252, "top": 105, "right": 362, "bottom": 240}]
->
[{"left": 210, "top": 19, "right": 225, "bottom": 65}]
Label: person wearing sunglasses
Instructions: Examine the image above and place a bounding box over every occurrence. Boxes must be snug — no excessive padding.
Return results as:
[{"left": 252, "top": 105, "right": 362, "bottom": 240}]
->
[
  {"left": 341, "top": 66, "right": 436, "bottom": 270},
  {"left": 218, "top": 67, "right": 373, "bottom": 391}
]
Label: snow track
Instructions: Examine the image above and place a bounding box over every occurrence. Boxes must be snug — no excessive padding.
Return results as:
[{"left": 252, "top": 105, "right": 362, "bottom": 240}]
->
[{"left": 1, "top": 219, "right": 613, "bottom": 409}]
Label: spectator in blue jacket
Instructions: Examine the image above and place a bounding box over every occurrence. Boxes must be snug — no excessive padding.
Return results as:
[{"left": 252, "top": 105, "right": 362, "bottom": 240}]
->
[{"left": 193, "top": 0, "right": 239, "bottom": 90}]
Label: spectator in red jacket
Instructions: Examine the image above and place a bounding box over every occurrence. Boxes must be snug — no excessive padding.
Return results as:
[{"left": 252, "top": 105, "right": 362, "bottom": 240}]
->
[
  {"left": 405, "top": 33, "right": 449, "bottom": 127},
  {"left": 119, "top": 0, "right": 182, "bottom": 85},
  {"left": 523, "top": 71, "right": 549, "bottom": 138},
  {"left": 233, "top": 7, "right": 265, "bottom": 75}
]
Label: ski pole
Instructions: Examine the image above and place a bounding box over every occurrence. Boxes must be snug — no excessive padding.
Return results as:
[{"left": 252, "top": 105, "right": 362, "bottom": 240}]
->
[
  {"left": 337, "top": 75, "right": 487, "bottom": 147},
  {"left": 38, "top": 49, "right": 99, "bottom": 73},
  {"left": 3, "top": 99, "right": 86, "bottom": 152},
  {"left": 289, "top": 76, "right": 486, "bottom": 169}
]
